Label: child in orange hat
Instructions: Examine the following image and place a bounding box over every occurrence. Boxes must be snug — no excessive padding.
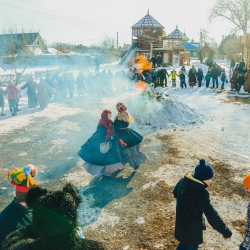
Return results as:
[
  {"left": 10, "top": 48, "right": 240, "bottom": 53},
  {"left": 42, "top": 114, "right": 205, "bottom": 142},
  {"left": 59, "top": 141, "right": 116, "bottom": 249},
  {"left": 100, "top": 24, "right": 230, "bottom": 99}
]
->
[{"left": 240, "top": 174, "right": 250, "bottom": 250}]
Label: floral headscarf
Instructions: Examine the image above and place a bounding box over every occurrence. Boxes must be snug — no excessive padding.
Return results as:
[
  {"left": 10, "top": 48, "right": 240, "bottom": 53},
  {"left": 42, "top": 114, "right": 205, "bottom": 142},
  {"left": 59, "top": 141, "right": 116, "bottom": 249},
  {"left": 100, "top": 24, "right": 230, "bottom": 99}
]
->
[{"left": 115, "top": 102, "right": 134, "bottom": 123}]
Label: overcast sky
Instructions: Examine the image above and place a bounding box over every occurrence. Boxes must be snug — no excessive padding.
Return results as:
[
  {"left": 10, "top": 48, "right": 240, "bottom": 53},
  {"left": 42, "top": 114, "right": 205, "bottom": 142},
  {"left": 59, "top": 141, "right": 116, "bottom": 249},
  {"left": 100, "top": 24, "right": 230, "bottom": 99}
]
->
[{"left": 0, "top": 0, "right": 236, "bottom": 47}]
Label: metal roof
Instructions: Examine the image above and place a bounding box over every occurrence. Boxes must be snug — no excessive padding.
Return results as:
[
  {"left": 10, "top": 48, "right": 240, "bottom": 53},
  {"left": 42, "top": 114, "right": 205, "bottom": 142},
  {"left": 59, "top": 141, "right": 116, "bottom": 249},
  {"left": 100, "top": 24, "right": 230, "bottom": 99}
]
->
[
  {"left": 131, "top": 10, "right": 164, "bottom": 29},
  {"left": 183, "top": 42, "right": 200, "bottom": 50},
  {"left": 164, "top": 26, "right": 189, "bottom": 40}
]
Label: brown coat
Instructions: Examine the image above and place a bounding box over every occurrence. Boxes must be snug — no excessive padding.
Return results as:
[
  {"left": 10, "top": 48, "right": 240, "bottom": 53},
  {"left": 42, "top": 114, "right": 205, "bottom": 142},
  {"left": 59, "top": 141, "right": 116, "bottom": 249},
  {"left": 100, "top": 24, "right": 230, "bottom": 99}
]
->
[{"left": 244, "top": 71, "right": 250, "bottom": 92}]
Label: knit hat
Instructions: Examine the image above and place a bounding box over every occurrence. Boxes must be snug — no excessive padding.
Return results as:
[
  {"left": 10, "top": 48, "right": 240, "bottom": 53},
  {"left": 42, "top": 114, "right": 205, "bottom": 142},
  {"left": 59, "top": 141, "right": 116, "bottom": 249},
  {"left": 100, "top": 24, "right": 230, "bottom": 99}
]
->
[
  {"left": 7, "top": 164, "right": 38, "bottom": 193},
  {"left": 194, "top": 159, "right": 214, "bottom": 181},
  {"left": 243, "top": 174, "right": 250, "bottom": 189}
]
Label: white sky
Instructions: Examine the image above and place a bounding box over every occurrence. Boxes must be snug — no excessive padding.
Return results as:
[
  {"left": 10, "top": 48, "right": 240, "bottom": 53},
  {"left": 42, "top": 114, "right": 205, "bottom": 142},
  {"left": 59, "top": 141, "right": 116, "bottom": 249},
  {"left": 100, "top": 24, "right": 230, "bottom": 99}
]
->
[{"left": 0, "top": 0, "right": 237, "bottom": 47}]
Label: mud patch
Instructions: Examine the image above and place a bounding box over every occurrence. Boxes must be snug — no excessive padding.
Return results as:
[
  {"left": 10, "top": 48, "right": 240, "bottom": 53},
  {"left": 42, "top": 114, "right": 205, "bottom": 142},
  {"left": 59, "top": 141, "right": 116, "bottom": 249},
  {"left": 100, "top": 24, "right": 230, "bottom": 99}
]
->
[
  {"left": 224, "top": 95, "right": 250, "bottom": 105},
  {"left": 207, "top": 158, "right": 248, "bottom": 199}
]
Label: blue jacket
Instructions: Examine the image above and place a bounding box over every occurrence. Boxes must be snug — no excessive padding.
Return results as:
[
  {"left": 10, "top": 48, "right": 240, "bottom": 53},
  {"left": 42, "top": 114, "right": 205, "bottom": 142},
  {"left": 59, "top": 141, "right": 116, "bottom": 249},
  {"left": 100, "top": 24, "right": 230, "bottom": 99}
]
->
[
  {"left": 220, "top": 72, "right": 226, "bottom": 81},
  {"left": 179, "top": 73, "right": 186, "bottom": 81},
  {"left": 205, "top": 73, "right": 211, "bottom": 82},
  {"left": 197, "top": 72, "right": 204, "bottom": 81}
]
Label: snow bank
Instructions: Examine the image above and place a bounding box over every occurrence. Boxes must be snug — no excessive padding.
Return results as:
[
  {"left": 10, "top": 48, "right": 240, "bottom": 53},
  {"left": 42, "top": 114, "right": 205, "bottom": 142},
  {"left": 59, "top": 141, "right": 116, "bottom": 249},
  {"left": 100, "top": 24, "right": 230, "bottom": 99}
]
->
[
  {"left": 124, "top": 91, "right": 202, "bottom": 134},
  {"left": 193, "top": 63, "right": 208, "bottom": 74}
]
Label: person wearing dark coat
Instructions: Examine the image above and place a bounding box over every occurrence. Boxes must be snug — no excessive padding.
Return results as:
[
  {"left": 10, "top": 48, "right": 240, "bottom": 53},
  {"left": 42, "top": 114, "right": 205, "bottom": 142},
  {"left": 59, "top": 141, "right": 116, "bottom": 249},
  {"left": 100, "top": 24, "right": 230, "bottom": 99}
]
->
[
  {"left": 197, "top": 68, "right": 204, "bottom": 87},
  {"left": 21, "top": 76, "right": 38, "bottom": 108},
  {"left": 220, "top": 69, "right": 227, "bottom": 89},
  {"left": 173, "top": 159, "right": 232, "bottom": 250},
  {"left": 237, "top": 72, "right": 245, "bottom": 94},
  {"left": 151, "top": 55, "right": 156, "bottom": 68},
  {"left": 156, "top": 54, "right": 162, "bottom": 67},
  {"left": 211, "top": 65, "right": 219, "bottom": 88},
  {"left": 188, "top": 65, "right": 197, "bottom": 87},
  {"left": 239, "top": 59, "right": 246, "bottom": 73},
  {"left": 114, "top": 102, "right": 148, "bottom": 170},
  {"left": 178, "top": 71, "right": 187, "bottom": 89},
  {"left": 158, "top": 67, "right": 169, "bottom": 87},
  {"left": 0, "top": 164, "right": 38, "bottom": 248},
  {"left": 78, "top": 109, "right": 125, "bottom": 176}
]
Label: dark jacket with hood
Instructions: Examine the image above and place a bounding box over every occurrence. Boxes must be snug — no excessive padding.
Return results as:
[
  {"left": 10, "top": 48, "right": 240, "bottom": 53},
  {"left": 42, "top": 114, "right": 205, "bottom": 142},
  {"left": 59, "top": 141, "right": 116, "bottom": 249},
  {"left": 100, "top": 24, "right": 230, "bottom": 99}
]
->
[{"left": 173, "top": 174, "right": 232, "bottom": 245}]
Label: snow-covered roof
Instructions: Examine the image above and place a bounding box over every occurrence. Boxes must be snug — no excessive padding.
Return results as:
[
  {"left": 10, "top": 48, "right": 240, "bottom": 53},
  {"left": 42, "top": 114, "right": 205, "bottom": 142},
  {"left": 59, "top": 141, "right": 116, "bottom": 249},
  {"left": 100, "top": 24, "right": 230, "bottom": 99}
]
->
[
  {"left": 164, "top": 26, "right": 189, "bottom": 41},
  {"left": 131, "top": 10, "right": 164, "bottom": 29}
]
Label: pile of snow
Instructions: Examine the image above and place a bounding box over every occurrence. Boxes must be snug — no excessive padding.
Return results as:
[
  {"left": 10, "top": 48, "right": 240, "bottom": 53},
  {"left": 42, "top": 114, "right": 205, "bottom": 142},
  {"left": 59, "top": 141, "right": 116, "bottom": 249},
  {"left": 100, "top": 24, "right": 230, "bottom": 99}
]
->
[{"left": 124, "top": 90, "right": 202, "bottom": 134}]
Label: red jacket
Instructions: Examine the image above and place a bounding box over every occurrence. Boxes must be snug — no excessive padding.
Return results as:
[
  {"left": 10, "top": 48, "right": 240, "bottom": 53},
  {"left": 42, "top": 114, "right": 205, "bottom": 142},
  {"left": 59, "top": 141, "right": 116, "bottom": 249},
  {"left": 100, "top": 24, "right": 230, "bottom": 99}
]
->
[{"left": 6, "top": 85, "right": 18, "bottom": 100}]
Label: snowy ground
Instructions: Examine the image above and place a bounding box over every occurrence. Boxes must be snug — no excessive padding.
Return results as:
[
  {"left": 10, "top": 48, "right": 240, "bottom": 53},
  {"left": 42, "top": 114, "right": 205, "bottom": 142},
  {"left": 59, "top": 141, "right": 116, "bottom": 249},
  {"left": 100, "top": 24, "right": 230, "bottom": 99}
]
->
[{"left": 0, "top": 62, "right": 250, "bottom": 249}]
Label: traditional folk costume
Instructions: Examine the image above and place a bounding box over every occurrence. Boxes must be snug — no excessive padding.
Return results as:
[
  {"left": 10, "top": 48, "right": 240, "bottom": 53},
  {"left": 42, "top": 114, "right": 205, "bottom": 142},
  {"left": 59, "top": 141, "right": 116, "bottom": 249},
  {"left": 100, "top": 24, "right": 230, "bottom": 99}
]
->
[
  {"left": 78, "top": 110, "right": 125, "bottom": 176},
  {"left": 37, "top": 79, "right": 54, "bottom": 109},
  {"left": 114, "top": 102, "right": 148, "bottom": 169}
]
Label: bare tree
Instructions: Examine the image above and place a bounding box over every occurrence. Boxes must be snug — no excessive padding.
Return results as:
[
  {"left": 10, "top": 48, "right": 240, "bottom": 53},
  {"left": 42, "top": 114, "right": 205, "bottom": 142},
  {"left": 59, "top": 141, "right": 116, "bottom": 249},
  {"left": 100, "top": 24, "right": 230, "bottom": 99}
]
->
[
  {"left": 0, "top": 22, "right": 40, "bottom": 83},
  {"left": 200, "top": 29, "right": 218, "bottom": 49},
  {"left": 98, "top": 34, "right": 115, "bottom": 50},
  {"left": 209, "top": 0, "right": 250, "bottom": 35}
]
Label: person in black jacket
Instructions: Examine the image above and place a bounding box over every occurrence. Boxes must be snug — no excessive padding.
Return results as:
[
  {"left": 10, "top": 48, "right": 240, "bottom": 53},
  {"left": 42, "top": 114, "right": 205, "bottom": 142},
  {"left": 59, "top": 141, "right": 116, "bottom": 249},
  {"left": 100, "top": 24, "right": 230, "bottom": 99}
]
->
[
  {"left": 156, "top": 54, "right": 162, "bottom": 67},
  {"left": 211, "top": 65, "right": 219, "bottom": 88},
  {"left": 151, "top": 55, "right": 156, "bottom": 68},
  {"left": 237, "top": 72, "right": 245, "bottom": 94},
  {"left": 173, "top": 159, "right": 232, "bottom": 250}
]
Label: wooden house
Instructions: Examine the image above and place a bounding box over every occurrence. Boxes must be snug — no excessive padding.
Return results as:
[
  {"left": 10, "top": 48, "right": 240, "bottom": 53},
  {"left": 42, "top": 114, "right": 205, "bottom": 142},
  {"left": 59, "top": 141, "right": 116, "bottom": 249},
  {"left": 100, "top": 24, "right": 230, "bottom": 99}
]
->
[{"left": 131, "top": 11, "right": 190, "bottom": 66}]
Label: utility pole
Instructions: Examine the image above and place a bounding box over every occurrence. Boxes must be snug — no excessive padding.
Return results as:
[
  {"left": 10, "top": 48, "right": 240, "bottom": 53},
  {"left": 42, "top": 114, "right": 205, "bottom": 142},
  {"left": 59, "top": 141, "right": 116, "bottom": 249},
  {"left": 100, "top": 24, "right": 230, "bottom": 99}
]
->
[
  {"left": 117, "top": 32, "right": 118, "bottom": 49},
  {"left": 200, "top": 29, "right": 203, "bottom": 47},
  {"left": 117, "top": 32, "right": 119, "bottom": 61}
]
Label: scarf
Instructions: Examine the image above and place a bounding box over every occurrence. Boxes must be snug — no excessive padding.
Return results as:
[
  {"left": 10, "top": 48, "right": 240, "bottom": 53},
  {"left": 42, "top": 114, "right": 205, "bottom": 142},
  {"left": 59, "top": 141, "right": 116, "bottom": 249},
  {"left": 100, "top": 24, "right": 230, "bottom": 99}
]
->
[
  {"left": 115, "top": 102, "right": 134, "bottom": 123},
  {"left": 98, "top": 110, "right": 113, "bottom": 141}
]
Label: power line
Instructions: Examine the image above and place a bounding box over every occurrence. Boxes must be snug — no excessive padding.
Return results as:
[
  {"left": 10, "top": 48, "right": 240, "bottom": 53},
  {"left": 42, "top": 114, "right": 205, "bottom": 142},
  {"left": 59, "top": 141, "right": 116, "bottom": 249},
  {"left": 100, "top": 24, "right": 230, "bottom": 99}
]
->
[{"left": 0, "top": 0, "right": 131, "bottom": 35}]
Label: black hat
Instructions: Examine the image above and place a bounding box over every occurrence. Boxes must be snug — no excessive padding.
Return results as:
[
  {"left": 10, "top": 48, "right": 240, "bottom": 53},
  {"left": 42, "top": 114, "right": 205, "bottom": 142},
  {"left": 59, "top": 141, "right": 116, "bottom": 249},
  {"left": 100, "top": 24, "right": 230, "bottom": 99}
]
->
[{"left": 194, "top": 159, "right": 214, "bottom": 181}]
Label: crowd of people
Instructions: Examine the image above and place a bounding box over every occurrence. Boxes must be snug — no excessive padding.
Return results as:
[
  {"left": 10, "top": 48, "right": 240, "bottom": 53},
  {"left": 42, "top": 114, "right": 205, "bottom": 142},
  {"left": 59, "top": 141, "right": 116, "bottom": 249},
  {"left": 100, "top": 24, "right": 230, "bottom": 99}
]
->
[
  {"left": 229, "top": 58, "right": 250, "bottom": 93},
  {"left": 0, "top": 69, "right": 134, "bottom": 117},
  {"left": 128, "top": 53, "right": 250, "bottom": 93}
]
